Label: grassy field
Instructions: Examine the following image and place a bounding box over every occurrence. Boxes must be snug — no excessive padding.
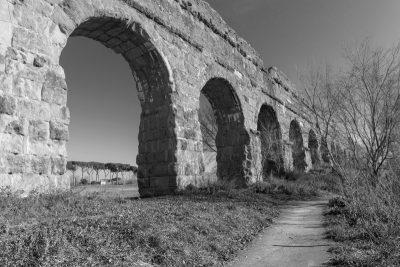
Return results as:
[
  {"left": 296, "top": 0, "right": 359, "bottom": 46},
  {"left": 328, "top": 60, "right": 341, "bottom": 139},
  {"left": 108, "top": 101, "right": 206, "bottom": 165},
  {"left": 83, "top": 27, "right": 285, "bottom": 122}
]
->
[
  {"left": 72, "top": 184, "right": 139, "bottom": 198},
  {"left": 0, "top": 173, "right": 339, "bottom": 266}
]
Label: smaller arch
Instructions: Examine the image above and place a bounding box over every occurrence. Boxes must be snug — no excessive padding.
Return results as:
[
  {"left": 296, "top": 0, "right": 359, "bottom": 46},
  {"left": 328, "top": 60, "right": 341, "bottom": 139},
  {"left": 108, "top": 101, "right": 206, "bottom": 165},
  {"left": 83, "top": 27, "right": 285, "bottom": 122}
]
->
[
  {"left": 198, "top": 78, "right": 248, "bottom": 186},
  {"left": 320, "top": 137, "right": 330, "bottom": 163},
  {"left": 289, "top": 120, "right": 306, "bottom": 172},
  {"left": 257, "top": 104, "right": 284, "bottom": 178},
  {"left": 308, "top": 129, "right": 320, "bottom": 167}
]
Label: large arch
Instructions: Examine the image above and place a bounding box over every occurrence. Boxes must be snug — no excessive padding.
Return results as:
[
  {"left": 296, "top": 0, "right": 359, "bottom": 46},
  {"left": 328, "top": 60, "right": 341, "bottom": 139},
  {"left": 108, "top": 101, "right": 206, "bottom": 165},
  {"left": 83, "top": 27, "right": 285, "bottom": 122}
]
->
[
  {"left": 308, "top": 129, "right": 320, "bottom": 167},
  {"left": 62, "top": 17, "right": 176, "bottom": 196},
  {"left": 199, "top": 78, "right": 248, "bottom": 186},
  {"left": 257, "top": 104, "right": 283, "bottom": 178},
  {"left": 289, "top": 120, "right": 306, "bottom": 172}
]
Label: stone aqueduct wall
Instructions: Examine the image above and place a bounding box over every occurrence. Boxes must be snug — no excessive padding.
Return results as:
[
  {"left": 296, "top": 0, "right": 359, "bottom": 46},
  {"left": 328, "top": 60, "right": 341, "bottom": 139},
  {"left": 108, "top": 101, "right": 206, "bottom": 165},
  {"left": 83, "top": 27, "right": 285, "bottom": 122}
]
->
[{"left": 0, "top": 0, "right": 332, "bottom": 196}]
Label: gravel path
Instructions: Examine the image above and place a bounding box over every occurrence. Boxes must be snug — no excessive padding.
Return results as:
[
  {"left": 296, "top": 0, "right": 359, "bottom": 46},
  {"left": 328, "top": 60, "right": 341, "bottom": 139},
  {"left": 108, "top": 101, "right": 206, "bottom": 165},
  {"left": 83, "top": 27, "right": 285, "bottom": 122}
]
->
[{"left": 227, "top": 198, "right": 332, "bottom": 267}]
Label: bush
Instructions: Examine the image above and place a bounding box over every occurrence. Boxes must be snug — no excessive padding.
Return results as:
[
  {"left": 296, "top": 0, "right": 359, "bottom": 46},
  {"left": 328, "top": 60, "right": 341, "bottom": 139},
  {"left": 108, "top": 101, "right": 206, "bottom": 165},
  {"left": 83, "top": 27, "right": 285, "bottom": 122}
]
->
[
  {"left": 283, "top": 171, "right": 302, "bottom": 181},
  {"left": 80, "top": 179, "right": 88, "bottom": 185},
  {"left": 250, "top": 175, "right": 323, "bottom": 199},
  {"left": 325, "top": 172, "right": 400, "bottom": 266},
  {"left": 124, "top": 179, "right": 136, "bottom": 185}
]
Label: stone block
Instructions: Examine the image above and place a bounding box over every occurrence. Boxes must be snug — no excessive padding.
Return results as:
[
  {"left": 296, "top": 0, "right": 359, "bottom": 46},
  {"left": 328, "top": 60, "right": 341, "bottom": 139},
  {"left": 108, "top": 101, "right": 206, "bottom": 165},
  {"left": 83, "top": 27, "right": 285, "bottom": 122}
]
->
[
  {"left": 0, "top": 21, "right": 12, "bottom": 47},
  {"left": 28, "top": 141, "right": 50, "bottom": 156},
  {"left": 31, "top": 156, "right": 51, "bottom": 175},
  {"left": 49, "top": 121, "right": 68, "bottom": 141},
  {"left": 5, "top": 118, "right": 27, "bottom": 136},
  {"left": 50, "top": 105, "right": 70, "bottom": 124},
  {"left": 17, "top": 99, "right": 51, "bottom": 121},
  {"left": 0, "top": 173, "right": 20, "bottom": 190},
  {"left": 0, "top": 95, "right": 16, "bottom": 115},
  {"left": 14, "top": 76, "right": 42, "bottom": 100},
  {"left": 0, "top": 133, "right": 23, "bottom": 154},
  {"left": 5, "top": 154, "right": 29, "bottom": 174},
  {"left": 12, "top": 27, "right": 37, "bottom": 52},
  {"left": 0, "top": 0, "right": 11, "bottom": 21},
  {"left": 41, "top": 70, "right": 67, "bottom": 105},
  {"left": 51, "top": 157, "right": 66, "bottom": 175},
  {"left": 29, "top": 120, "right": 49, "bottom": 141}
]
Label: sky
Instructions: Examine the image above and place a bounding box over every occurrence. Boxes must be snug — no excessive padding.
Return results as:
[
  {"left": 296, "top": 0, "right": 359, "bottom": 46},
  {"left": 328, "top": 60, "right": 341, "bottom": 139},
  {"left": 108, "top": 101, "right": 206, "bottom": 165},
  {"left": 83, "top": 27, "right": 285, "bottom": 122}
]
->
[{"left": 60, "top": 0, "right": 400, "bottom": 165}]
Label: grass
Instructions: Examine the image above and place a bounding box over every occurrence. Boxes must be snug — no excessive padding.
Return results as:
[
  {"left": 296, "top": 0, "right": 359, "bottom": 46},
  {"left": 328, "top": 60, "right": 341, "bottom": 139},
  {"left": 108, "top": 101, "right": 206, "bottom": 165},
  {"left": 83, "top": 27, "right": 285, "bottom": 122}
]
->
[
  {"left": 0, "top": 172, "right": 341, "bottom": 266},
  {"left": 324, "top": 173, "right": 400, "bottom": 266},
  {"left": 0, "top": 186, "right": 280, "bottom": 266},
  {"left": 250, "top": 172, "right": 341, "bottom": 200}
]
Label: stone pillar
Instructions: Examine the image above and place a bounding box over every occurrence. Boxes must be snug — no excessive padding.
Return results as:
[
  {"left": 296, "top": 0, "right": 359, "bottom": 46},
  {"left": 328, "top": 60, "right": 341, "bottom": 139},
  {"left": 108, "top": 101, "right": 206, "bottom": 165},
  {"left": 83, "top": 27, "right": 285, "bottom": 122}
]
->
[
  {"left": 174, "top": 104, "right": 205, "bottom": 189},
  {"left": 246, "top": 130, "right": 262, "bottom": 183},
  {"left": 0, "top": 0, "right": 70, "bottom": 194},
  {"left": 283, "top": 140, "right": 293, "bottom": 171},
  {"left": 303, "top": 133, "right": 312, "bottom": 172}
]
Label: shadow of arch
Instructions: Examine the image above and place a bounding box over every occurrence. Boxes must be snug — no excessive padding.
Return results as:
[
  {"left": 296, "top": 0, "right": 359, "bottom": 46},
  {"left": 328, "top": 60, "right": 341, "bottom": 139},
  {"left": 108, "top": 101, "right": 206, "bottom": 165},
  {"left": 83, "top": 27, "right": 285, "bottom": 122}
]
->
[
  {"left": 60, "top": 17, "right": 176, "bottom": 197},
  {"left": 289, "top": 120, "right": 306, "bottom": 172},
  {"left": 199, "top": 78, "right": 249, "bottom": 187},
  {"left": 308, "top": 129, "right": 320, "bottom": 167},
  {"left": 257, "top": 104, "right": 284, "bottom": 179}
]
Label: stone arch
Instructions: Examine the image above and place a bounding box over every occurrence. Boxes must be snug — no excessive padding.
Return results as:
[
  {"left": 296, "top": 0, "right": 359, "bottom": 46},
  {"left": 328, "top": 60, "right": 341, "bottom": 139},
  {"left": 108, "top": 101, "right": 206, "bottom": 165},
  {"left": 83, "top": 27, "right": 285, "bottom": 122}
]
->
[
  {"left": 289, "top": 120, "right": 306, "bottom": 172},
  {"left": 59, "top": 16, "right": 176, "bottom": 196},
  {"left": 257, "top": 104, "right": 283, "bottom": 178},
  {"left": 308, "top": 129, "right": 320, "bottom": 167},
  {"left": 199, "top": 78, "right": 248, "bottom": 186}
]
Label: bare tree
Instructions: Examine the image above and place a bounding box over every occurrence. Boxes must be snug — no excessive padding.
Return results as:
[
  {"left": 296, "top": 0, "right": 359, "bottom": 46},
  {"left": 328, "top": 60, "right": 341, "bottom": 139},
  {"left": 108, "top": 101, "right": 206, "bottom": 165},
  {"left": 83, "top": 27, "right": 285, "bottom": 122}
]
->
[
  {"left": 258, "top": 123, "right": 284, "bottom": 179},
  {"left": 337, "top": 40, "right": 400, "bottom": 177},
  {"left": 297, "top": 62, "right": 341, "bottom": 150}
]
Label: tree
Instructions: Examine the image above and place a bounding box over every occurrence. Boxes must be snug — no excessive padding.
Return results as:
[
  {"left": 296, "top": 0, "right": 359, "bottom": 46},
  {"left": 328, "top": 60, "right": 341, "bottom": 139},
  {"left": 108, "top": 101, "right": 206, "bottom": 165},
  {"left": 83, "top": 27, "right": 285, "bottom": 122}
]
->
[
  {"left": 297, "top": 61, "right": 341, "bottom": 166},
  {"left": 67, "top": 161, "right": 78, "bottom": 186},
  {"left": 337, "top": 40, "right": 400, "bottom": 177}
]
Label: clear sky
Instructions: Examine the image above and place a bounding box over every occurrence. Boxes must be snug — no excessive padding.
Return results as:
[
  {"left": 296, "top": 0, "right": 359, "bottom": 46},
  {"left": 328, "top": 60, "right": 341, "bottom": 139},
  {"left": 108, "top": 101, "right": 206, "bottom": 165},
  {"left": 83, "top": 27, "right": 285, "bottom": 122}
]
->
[{"left": 60, "top": 0, "right": 400, "bottom": 165}]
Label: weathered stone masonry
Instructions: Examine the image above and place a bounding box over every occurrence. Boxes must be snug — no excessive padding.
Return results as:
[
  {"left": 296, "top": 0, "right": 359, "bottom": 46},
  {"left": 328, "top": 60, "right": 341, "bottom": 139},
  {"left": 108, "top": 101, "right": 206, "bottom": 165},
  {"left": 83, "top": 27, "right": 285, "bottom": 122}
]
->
[{"left": 0, "top": 0, "right": 332, "bottom": 196}]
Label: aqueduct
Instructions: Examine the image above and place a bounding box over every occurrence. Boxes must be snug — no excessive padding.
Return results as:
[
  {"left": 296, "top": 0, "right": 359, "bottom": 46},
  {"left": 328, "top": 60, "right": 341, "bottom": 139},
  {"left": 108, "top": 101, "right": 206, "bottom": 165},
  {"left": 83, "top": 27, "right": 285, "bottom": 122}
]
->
[{"left": 0, "top": 0, "right": 336, "bottom": 196}]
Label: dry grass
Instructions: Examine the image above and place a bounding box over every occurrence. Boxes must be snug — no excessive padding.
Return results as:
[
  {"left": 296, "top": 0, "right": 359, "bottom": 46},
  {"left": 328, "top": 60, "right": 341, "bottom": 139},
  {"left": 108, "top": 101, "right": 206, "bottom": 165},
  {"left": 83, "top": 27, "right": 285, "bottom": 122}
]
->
[
  {"left": 0, "top": 172, "right": 341, "bottom": 266},
  {"left": 0, "top": 186, "right": 279, "bottom": 266},
  {"left": 250, "top": 172, "right": 341, "bottom": 200},
  {"left": 325, "top": 172, "right": 400, "bottom": 266}
]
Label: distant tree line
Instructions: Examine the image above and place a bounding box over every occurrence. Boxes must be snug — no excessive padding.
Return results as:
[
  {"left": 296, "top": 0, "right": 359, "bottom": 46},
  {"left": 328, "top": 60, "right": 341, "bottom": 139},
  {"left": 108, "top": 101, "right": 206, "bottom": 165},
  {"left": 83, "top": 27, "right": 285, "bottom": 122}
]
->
[{"left": 66, "top": 161, "right": 138, "bottom": 186}]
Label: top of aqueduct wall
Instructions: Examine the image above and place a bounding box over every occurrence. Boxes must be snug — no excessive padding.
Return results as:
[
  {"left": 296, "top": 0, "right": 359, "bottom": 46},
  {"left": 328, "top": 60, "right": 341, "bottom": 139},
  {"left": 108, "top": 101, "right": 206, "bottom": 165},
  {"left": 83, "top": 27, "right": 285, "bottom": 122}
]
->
[{"left": 120, "top": 0, "right": 298, "bottom": 96}]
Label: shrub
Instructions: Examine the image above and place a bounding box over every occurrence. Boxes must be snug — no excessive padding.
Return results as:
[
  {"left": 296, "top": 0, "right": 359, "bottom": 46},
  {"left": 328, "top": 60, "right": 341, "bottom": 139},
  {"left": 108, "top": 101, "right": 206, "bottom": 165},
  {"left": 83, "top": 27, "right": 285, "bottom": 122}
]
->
[{"left": 326, "top": 172, "right": 400, "bottom": 266}]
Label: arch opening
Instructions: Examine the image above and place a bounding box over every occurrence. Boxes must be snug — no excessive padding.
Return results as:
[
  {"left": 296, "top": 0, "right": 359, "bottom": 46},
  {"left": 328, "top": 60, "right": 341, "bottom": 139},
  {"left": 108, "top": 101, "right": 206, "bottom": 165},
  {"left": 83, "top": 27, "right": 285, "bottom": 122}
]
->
[
  {"left": 289, "top": 120, "right": 306, "bottom": 172},
  {"left": 199, "top": 78, "right": 248, "bottom": 186},
  {"left": 321, "top": 137, "right": 330, "bottom": 163},
  {"left": 257, "top": 104, "right": 284, "bottom": 178},
  {"left": 60, "top": 17, "right": 175, "bottom": 196},
  {"left": 308, "top": 129, "right": 320, "bottom": 167}
]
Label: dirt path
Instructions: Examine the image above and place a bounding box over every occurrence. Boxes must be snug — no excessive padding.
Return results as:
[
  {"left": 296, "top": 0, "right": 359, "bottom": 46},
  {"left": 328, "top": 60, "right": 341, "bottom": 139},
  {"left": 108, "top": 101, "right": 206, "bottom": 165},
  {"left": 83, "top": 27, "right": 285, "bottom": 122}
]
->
[{"left": 227, "top": 198, "right": 331, "bottom": 267}]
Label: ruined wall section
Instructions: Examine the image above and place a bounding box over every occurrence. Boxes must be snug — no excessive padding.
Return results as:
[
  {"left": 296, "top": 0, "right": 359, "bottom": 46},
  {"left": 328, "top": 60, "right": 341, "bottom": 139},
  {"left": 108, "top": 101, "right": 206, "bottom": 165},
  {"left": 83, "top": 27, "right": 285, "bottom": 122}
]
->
[{"left": 0, "top": 0, "right": 321, "bottom": 195}]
